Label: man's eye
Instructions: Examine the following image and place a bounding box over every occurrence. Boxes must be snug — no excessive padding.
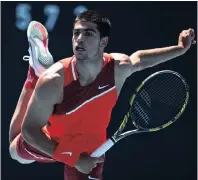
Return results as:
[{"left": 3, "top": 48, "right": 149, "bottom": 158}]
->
[
  {"left": 85, "top": 32, "right": 92, "bottom": 36},
  {"left": 74, "top": 32, "right": 79, "bottom": 36}
]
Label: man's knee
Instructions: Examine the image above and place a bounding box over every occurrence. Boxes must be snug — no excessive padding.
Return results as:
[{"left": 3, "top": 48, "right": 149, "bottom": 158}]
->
[{"left": 9, "top": 134, "right": 35, "bottom": 164}]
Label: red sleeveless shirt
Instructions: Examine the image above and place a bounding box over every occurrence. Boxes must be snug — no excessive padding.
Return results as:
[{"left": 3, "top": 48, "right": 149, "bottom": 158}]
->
[{"left": 42, "top": 54, "right": 118, "bottom": 154}]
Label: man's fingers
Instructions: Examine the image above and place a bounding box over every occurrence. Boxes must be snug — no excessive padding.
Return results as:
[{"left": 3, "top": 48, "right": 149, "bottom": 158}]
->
[
  {"left": 192, "top": 40, "right": 196, "bottom": 44},
  {"left": 181, "top": 29, "right": 196, "bottom": 44},
  {"left": 188, "top": 28, "right": 195, "bottom": 39},
  {"left": 182, "top": 29, "right": 195, "bottom": 37},
  {"left": 96, "top": 159, "right": 104, "bottom": 163},
  {"left": 189, "top": 28, "right": 194, "bottom": 34},
  {"left": 94, "top": 156, "right": 105, "bottom": 163},
  {"left": 91, "top": 157, "right": 103, "bottom": 164}
]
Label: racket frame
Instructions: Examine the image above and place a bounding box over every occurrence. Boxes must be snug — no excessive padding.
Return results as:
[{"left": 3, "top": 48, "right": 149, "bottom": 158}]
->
[{"left": 90, "top": 70, "right": 189, "bottom": 157}]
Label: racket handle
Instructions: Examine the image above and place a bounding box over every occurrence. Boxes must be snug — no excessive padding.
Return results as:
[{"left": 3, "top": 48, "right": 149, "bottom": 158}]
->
[{"left": 90, "top": 139, "right": 115, "bottom": 157}]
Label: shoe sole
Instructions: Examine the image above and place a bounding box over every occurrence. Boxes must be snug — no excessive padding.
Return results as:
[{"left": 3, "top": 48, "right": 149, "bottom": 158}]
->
[{"left": 27, "top": 21, "right": 54, "bottom": 68}]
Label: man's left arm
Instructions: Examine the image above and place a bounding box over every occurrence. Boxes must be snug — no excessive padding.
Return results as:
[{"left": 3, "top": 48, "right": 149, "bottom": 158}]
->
[
  {"left": 113, "top": 28, "right": 196, "bottom": 76},
  {"left": 131, "top": 28, "right": 195, "bottom": 70}
]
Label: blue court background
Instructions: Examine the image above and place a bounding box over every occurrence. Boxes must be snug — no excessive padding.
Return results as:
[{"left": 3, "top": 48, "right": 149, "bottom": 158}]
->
[{"left": 2, "top": 2, "right": 197, "bottom": 180}]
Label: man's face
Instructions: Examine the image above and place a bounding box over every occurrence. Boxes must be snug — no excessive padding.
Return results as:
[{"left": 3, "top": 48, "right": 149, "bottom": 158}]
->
[{"left": 72, "top": 21, "right": 102, "bottom": 61}]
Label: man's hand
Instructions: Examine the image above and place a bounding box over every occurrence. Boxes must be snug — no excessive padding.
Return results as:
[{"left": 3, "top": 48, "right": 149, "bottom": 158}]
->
[
  {"left": 74, "top": 153, "right": 104, "bottom": 174},
  {"left": 178, "top": 28, "right": 196, "bottom": 52}
]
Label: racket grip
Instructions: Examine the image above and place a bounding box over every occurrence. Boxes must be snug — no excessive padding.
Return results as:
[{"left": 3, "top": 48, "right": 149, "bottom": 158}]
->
[{"left": 90, "top": 139, "right": 115, "bottom": 157}]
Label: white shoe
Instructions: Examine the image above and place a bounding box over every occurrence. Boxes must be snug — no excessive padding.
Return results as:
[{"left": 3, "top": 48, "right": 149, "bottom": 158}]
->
[{"left": 23, "top": 21, "right": 54, "bottom": 77}]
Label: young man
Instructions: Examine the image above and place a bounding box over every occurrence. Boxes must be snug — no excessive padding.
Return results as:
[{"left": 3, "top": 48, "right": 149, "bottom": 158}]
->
[{"left": 9, "top": 10, "right": 196, "bottom": 180}]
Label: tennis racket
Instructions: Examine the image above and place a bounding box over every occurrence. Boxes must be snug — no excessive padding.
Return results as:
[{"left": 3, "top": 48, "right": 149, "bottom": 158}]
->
[{"left": 90, "top": 70, "right": 189, "bottom": 158}]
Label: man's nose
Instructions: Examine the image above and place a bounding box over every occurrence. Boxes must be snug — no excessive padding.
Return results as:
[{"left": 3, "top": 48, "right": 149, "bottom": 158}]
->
[{"left": 77, "top": 34, "right": 85, "bottom": 43}]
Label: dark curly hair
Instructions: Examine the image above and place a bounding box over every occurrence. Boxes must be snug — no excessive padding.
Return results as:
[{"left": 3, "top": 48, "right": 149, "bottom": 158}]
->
[{"left": 74, "top": 10, "right": 111, "bottom": 38}]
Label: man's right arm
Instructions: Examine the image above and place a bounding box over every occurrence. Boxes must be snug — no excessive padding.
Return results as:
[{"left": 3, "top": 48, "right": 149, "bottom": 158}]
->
[
  {"left": 21, "top": 62, "right": 106, "bottom": 171},
  {"left": 21, "top": 72, "right": 63, "bottom": 157}
]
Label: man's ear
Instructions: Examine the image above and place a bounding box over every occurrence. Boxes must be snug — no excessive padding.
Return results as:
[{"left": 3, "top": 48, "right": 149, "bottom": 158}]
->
[{"left": 100, "top": 37, "right": 108, "bottom": 48}]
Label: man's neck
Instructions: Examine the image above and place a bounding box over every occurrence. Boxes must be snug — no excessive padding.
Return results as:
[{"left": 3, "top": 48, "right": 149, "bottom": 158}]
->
[{"left": 76, "top": 55, "right": 104, "bottom": 86}]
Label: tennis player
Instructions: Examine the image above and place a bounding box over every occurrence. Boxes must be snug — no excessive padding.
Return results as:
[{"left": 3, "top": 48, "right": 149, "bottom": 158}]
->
[{"left": 9, "top": 10, "right": 195, "bottom": 180}]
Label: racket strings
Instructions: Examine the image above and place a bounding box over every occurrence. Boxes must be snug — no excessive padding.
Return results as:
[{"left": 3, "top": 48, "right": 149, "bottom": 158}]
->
[
  {"left": 134, "top": 102, "right": 150, "bottom": 125},
  {"left": 130, "top": 73, "right": 188, "bottom": 129},
  {"left": 146, "top": 73, "right": 186, "bottom": 103},
  {"left": 147, "top": 75, "right": 186, "bottom": 109},
  {"left": 140, "top": 90, "right": 152, "bottom": 107},
  {"left": 147, "top": 80, "right": 186, "bottom": 109}
]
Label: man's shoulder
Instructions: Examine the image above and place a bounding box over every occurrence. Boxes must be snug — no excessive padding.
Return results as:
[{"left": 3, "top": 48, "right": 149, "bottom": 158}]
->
[
  {"left": 58, "top": 55, "right": 75, "bottom": 63},
  {"left": 40, "top": 55, "right": 76, "bottom": 87},
  {"left": 36, "top": 61, "right": 65, "bottom": 91},
  {"left": 34, "top": 70, "right": 64, "bottom": 103},
  {"left": 108, "top": 52, "right": 130, "bottom": 62},
  {"left": 111, "top": 52, "right": 133, "bottom": 80}
]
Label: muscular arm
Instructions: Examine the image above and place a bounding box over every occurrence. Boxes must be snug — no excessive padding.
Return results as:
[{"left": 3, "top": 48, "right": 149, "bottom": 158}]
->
[
  {"left": 112, "top": 46, "right": 184, "bottom": 95},
  {"left": 113, "top": 45, "right": 185, "bottom": 77},
  {"left": 113, "top": 29, "right": 195, "bottom": 84},
  {"left": 129, "top": 28, "right": 195, "bottom": 71},
  {"left": 129, "top": 45, "right": 185, "bottom": 71},
  {"left": 21, "top": 70, "right": 63, "bottom": 157},
  {"left": 9, "top": 87, "right": 34, "bottom": 143}
]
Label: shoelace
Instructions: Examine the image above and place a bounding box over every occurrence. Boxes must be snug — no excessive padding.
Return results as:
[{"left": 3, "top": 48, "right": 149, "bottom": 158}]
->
[{"left": 23, "top": 55, "right": 30, "bottom": 61}]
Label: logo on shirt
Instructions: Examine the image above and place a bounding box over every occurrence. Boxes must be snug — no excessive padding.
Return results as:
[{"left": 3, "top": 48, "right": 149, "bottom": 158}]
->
[{"left": 98, "top": 84, "right": 109, "bottom": 90}]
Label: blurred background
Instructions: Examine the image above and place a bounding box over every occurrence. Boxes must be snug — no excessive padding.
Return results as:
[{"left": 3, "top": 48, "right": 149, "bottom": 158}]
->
[{"left": 2, "top": 1, "right": 197, "bottom": 180}]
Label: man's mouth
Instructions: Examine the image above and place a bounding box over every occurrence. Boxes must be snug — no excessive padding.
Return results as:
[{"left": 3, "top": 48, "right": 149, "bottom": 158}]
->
[{"left": 76, "top": 46, "right": 85, "bottom": 51}]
